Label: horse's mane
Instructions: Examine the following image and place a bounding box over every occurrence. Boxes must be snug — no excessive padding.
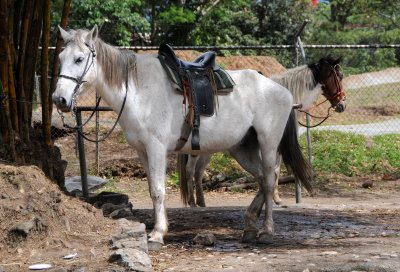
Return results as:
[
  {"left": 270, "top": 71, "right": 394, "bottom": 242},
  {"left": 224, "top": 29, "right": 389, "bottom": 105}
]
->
[
  {"left": 270, "top": 65, "right": 316, "bottom": 104},
  {"left": 71, "top": 29, "right": 136, "bottom": 90}
]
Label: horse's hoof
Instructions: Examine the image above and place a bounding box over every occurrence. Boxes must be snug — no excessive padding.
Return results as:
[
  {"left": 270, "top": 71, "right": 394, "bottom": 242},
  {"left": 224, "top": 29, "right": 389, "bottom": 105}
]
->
[
  {"left": 148, "top": 240, "right": 163, "bottom": 251},
  {"left": 257, "top": 233, "right": 274, "bottom": 244},
  {"left": 241, "top": 230, "right": 258, "bottom": 243}
]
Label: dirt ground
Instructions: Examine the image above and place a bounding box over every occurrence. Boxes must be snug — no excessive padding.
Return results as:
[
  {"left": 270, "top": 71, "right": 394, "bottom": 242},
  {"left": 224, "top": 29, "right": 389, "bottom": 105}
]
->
[{"left": 1, "top": 151, "right": 399, "bottom": 272}]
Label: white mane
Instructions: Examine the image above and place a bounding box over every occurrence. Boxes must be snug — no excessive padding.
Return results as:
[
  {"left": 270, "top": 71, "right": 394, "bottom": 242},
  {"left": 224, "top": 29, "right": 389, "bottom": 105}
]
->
[{"left": 271, "top": 65, "right": 321, "bottom": 109}]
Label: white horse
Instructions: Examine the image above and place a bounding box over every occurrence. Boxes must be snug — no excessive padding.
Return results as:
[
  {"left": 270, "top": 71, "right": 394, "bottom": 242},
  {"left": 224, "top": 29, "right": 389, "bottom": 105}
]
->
[
  {"left": 178, "top": 56, "right": 346, "bottom": 207},
  {"left": 53, "top": 26, "right": 314, "bottom": 245}
]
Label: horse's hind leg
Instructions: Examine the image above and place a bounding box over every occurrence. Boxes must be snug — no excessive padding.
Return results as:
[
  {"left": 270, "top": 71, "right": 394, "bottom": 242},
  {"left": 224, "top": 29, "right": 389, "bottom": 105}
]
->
[
  {"left": 194, "top": 154, "right": 211, "bottom": 207},
  {"left": 273, "top": 152, "right": 282, "bottom": 205},
  {"left": 229, "top": 141, "right": 264, "bottom": 243},
  {"left": 185, "top": 155, "right": 199, "bottom": 207}
]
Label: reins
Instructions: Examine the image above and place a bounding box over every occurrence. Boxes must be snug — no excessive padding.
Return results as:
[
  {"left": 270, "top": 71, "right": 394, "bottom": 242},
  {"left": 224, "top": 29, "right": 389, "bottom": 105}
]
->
[{"left": 57, "top": 43, "right": 130, "bottom": 143}]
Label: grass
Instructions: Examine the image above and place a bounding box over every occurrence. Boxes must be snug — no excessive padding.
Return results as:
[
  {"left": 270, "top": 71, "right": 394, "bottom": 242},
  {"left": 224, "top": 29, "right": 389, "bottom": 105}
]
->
[
  {"left": 299, "top": 130, "right": 400, "bottom": 177},
  {"left": 197, "top": 131, "right": 399, "bottom": 181}
]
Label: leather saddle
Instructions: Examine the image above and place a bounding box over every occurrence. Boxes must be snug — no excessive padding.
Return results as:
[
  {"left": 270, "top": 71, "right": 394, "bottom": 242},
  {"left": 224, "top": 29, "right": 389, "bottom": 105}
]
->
[
  {"left": 158, "top": 44, "right": 234, "bottom": 151},
  {"left": 160, "top": 43, "right": 217, "bottom": 70}
]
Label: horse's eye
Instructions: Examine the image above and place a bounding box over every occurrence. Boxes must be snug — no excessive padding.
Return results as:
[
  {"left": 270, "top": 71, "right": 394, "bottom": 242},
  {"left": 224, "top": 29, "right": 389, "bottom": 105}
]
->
[{"left": 75, "top": 57, "right": 84, "bottom": 64}]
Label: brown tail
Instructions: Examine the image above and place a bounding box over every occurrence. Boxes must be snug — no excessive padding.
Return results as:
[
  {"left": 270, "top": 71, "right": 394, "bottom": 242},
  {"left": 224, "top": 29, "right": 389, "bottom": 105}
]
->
[{"left": 178, "top": 153, "right": 189, "bottom": 206}]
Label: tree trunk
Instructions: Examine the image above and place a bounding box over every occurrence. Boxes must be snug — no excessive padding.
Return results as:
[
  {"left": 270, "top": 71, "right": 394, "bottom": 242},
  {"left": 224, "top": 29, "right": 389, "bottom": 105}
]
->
[
  {"left": 41, "top": 0, "right": 51, "bottom": 146},
  {"left": 49, "top": 0, "right": 71, "bottom": 115}
]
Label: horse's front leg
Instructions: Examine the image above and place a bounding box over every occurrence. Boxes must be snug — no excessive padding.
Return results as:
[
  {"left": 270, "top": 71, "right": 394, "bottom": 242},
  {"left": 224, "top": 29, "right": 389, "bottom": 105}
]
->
[{"left": 136, "top": 144, "right": 168, "bottom": 245}]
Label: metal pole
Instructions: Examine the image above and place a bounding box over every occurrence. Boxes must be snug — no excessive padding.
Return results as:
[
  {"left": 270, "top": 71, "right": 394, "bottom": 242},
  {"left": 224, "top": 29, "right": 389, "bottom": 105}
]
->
[
  {"left": 76, "top": 111, "right": 89, "bottom": 200},
  {"left": 294, "top": 19, "right": 311, "bottom": 204},
  {"left": 95, "top": 94, "right": 100, "bottom": 174}
]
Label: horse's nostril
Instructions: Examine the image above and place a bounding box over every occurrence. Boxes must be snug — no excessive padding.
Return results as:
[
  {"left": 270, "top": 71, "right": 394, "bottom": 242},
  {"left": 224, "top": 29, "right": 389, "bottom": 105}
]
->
[{"left": 59, "top": 97, "right": 67, "bottom": 106}]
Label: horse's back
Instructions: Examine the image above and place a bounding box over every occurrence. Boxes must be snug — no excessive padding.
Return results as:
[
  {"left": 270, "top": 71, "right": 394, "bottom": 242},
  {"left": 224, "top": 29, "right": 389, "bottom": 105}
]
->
[{"left": 227, "top": 69, "right": 293, "bottom": 110}]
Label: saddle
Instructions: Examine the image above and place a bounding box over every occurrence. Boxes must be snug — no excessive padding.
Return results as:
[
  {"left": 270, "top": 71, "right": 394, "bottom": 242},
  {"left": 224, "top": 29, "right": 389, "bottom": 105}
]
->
[{"left": 158, "top": 44, "right": 235, "bottom": 151}]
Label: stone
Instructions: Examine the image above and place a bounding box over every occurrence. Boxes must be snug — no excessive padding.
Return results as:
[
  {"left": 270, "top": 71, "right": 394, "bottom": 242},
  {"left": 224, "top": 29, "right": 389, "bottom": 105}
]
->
[
  {"left": 193, "top": 233, "right": 216, "bottom": 246},
  {"left": 109, "top": 248, "right": 152, "bottom": 272}
]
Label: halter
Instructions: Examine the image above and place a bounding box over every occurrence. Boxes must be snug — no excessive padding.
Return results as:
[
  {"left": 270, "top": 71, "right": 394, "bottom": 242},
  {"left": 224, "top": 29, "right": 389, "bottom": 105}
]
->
[
  {"left": 58, "top": 43, "right": 97, "bottom": 116},
  {"left": 57, "top": 43, "right": 130, "bottom": 143},
  {"left": 298, "top": 64, "right": 345, "bottom": 128}
]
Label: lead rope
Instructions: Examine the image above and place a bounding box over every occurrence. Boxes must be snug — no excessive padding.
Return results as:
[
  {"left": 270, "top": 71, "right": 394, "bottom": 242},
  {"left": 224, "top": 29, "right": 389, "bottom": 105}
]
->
[
  {"left": 58, "top": 56, "right": 131, "bottom": 143},
  {"left": 297, "top": 107, "right": 333, "bottom": 128}
]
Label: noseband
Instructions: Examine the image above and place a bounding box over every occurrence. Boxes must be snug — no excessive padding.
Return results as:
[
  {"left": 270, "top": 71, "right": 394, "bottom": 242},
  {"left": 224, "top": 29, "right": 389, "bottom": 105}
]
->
[{"left": 58, "top": 43, "right": 97, "bottom": 113}]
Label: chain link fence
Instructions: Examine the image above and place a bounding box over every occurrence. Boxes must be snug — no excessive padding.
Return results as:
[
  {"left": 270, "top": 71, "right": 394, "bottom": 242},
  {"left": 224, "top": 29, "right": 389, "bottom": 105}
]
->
[{"left": 40, "top": 45, "right": 399, "bottom": 177}]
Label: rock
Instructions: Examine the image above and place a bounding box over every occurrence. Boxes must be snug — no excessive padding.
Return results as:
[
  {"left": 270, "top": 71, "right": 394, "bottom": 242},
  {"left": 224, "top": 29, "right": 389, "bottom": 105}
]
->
[
  {"left": 64, "top": 175, "right": 108, "bottom": 194},
  {"left": 109, "top": 248, "right": 152, "bottom": 272},
  {"left": 89, "top": 191, "right": 129, "bottom": 207},
  {"left": 212, "top": 173, "right": 226, "bottom": 182},
  {"left": 193, "top": 233, "right": 216, "bottom": 246},
  {"left": 110, "top": 208, "right": 134, "bottom": 219},
  {"left": 109, "top": 219, "right": 152, "bottom": 271},
  {"left": 362, "top": 181, "right": 373, "bottom": 188},
  {"left": 11, "top": 217, "right": 46, "bottom": 235},
  {"left": 102, "top": 203, "right": 131, "bottom": 217}
]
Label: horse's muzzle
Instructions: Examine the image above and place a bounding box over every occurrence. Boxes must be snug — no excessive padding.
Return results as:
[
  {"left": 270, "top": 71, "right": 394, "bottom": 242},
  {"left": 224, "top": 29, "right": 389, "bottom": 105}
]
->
[
  {"left": 334, "top": 101, "right": 346, "bottom": 113},
  {"left": 52, "top": 95, "right": 71, "bottom": 112}
]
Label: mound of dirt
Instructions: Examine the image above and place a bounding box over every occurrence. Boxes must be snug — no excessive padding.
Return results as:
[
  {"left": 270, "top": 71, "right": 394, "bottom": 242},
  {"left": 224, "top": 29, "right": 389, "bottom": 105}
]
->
[{"left": 0, "top": 164, "right": 119, "bottom": 271}]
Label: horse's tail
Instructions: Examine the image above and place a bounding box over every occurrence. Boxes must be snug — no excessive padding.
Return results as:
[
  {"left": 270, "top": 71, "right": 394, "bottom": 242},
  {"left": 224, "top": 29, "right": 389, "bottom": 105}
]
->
[
  {"left": 279, "top": 109, "right": 314, "bottom": 194},
  {"left": 177, "top": 153, "right": 190, "bottom": 206}
]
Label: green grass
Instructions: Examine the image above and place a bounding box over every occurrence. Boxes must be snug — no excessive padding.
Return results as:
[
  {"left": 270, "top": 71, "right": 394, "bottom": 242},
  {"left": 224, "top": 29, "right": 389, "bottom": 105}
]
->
[
  {"left": 167, "top": 171, "right": 180, "bottom": 188},
  {"left": 193, "top": 131, "right": 399, "bottom": 180},
  {"left": 299, "top": 131, "right": 400, "bottom": 176},
  {"left": 208, "top": 152, "right": 249, "bottom": 179}
]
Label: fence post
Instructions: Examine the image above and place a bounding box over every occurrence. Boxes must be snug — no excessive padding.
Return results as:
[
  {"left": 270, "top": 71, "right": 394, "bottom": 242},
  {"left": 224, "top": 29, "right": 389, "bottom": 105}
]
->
[
  {"left": 294, "top": 19, "right": 312, "bottom": 204},
  {"left": 76, "top": 110, "right": 89, "bottom": 200}
]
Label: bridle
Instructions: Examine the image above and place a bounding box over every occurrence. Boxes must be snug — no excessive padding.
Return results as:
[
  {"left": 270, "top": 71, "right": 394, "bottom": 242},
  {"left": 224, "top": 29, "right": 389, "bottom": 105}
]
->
[
  {"left": 58, "top": 42, "right": 97, "bottom": 117},
  {"left": 56, "top": 42, "right": 129, "bottom": 143},
  {"left": 298, "top": 64, "right": 345, "bottom": 128}
]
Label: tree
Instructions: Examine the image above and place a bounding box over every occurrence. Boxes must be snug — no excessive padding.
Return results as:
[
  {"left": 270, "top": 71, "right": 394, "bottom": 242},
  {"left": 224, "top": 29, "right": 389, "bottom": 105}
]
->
[
  {"left": 0, "top": 0, "right": 67, "bottom": 185},
  {"left": 66, "top": 0, "right": 150, "bottom": 46}
]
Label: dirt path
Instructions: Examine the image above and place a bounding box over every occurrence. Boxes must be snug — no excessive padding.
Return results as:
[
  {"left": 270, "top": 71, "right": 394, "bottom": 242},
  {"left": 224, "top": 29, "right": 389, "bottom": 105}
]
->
[
  {"left": 113, "top": 178, "right": 400, "bottom": 272},
  {"left": 1, "top": 162, "right": 399, "bottom": 271}
]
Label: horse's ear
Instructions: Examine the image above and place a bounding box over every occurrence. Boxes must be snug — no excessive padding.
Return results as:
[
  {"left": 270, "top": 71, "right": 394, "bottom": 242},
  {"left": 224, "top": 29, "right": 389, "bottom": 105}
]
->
[
  {"left": 85, "top": 25, "right": 99, "bottom": 46},
  {"left": 58, "top": 26, "right": 72, "bottom": 42}
]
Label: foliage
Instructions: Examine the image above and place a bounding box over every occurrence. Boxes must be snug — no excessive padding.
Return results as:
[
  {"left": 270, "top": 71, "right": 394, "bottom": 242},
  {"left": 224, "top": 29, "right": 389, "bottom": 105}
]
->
[
  {"left": 167, "top": 171, "right": 180, "bottom": 188},
  {"left": 208, "top": 152, "right": 245, "bottom": 178},
  {"left": 65, "top": 0, "right": 149, "bottom": 46},
  {"left": 50, "top": 0, "right": 400, "bottom": 71},
  {"left": 299, "top": 131, "right": 400, "bottom": 176},
  {"left": 305, "top": 0, "right": 400, "bottom": 72}
]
